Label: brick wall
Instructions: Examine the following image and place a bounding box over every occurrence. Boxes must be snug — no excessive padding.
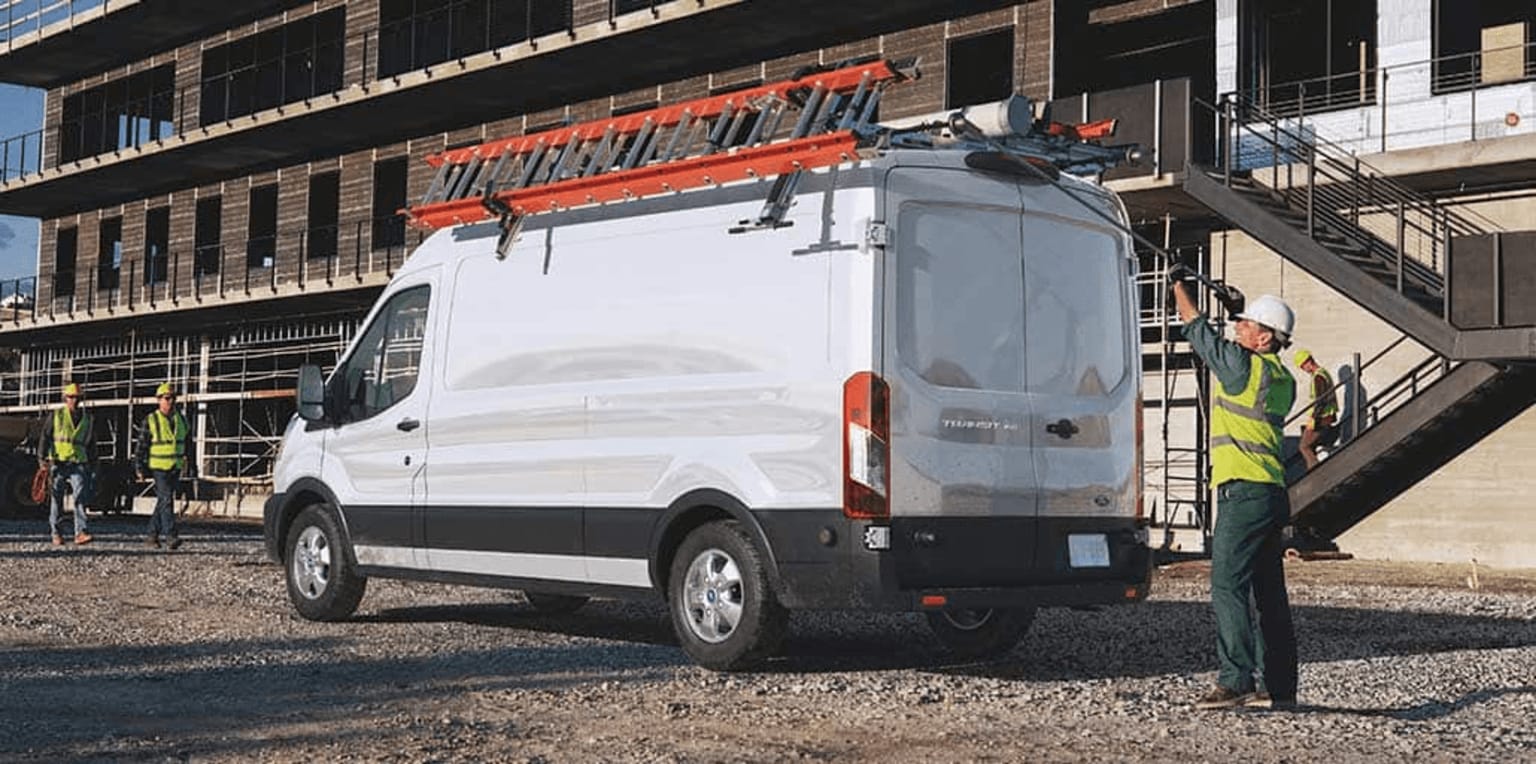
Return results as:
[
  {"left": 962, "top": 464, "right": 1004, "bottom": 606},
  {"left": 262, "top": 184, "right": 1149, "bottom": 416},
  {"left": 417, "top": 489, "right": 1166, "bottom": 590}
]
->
[{"left": 32, "top": 1, "right": 1071, "bottom": 310}]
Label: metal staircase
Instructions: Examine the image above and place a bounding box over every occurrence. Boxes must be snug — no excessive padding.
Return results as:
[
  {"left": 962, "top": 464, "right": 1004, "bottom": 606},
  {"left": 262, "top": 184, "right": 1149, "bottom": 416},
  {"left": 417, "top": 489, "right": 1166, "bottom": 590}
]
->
[{"left": 1178, "top": 94, "right": 1536, "bottom": 542}]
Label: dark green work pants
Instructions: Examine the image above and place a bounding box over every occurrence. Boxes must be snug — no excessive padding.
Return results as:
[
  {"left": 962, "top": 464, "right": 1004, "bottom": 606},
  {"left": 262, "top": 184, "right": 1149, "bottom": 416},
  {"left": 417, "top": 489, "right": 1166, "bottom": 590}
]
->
[{"left": 1212, "top": 479, "right": 1297, "bottom": 699}]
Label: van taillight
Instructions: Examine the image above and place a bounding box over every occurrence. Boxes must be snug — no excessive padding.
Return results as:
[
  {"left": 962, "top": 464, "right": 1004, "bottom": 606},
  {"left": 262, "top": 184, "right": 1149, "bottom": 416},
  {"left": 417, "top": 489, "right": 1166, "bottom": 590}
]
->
[{"left": 843, "top": 371, "right": 890, "bottom": 520}]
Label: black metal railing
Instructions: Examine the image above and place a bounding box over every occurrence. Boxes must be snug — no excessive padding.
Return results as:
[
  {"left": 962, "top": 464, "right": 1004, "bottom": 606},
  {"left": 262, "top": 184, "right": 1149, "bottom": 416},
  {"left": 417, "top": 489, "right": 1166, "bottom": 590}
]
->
[
  {"left": 0, "top": 0, "right": 108, "bottom": 43},
  {"left": 1240, "top": 40, "right": 1536, "bottom": 152},
  {"left": 0, "top": 129, "right": 43, "bottom": 181},
  {"left": 0, "top": 216, "right": 424, "bottom": 326},
  {"left": 1249, "top": 69, "right": 1379, "bottom": 120},
  {"left": 1279, "top": 334, "right": 1457, "bottom": 476},
  {"left": 1198, "top": 92, "right": 1506, "bottom": 316}
]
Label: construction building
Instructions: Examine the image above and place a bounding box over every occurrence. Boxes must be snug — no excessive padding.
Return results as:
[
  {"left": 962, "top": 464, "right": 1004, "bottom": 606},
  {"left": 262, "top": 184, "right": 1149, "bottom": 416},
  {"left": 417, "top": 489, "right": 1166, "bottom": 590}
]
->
[{"left": 0, "top": 0, "right": 1531, "bottom": 568}]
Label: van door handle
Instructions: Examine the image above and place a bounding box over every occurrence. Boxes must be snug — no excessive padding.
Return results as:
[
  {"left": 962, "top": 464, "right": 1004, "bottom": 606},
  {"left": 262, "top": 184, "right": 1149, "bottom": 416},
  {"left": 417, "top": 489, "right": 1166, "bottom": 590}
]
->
[
  {"left": 397, "top": 418, "right": 421, "bottom": 432},
  {"left": 1045, "top": 419, "right": 1079, "bottom": 439}
]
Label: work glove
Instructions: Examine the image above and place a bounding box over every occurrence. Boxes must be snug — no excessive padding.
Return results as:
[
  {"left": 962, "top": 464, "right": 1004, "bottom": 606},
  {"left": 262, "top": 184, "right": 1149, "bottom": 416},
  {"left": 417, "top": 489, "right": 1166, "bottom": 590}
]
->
[{"left": 1215, "top": 285, "right": 1246, "bottom": 316}]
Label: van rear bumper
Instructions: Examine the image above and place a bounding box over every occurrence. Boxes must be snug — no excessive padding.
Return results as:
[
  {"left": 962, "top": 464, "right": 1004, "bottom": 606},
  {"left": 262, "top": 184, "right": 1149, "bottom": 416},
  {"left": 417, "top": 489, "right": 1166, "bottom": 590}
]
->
[{"left": 756, "top": 510, "right": 1153, "bottom": 611}]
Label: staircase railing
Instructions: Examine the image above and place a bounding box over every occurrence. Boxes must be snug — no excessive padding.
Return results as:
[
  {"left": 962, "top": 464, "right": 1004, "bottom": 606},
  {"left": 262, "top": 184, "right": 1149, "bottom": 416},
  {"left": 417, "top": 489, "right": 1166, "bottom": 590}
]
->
[
  {"left": 1192, "top": 93, "right": 1504, "bottom": 315},
  {"left": 1283, "top": 334, "right": 1453, "bottom": 473}
]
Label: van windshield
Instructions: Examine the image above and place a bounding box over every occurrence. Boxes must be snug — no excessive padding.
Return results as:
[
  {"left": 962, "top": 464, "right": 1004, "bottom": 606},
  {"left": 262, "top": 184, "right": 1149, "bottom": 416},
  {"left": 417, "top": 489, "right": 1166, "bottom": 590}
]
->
[{"left": 896, "top": 203, "right": 1127, "bottom": 396}]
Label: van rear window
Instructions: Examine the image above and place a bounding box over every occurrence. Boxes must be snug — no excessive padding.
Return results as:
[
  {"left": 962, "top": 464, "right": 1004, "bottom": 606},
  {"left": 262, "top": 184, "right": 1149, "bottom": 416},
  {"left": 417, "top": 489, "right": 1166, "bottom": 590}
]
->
[
  {"left": 1021, "top": 214, "right": 1128, "bottom": 396},
  {"left": 896, "top": 204, "right": 1128, "bottom": 396},
  {"left": 896, "top": 203, "right": 1025, "bottom": 393}
]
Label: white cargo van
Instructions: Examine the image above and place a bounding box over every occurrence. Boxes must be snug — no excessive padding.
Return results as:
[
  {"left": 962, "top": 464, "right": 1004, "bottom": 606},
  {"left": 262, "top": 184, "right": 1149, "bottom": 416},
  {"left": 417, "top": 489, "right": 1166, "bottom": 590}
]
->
[{"left": 264, "top": 122, "right": 1151, "bottom": 670}]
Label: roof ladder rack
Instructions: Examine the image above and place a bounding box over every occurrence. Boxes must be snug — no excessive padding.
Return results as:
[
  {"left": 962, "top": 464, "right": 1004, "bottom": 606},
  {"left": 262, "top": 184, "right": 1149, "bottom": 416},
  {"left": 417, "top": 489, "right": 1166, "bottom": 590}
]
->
[{"left": 403, "top": 57, "right": 919, "bottom": 253}]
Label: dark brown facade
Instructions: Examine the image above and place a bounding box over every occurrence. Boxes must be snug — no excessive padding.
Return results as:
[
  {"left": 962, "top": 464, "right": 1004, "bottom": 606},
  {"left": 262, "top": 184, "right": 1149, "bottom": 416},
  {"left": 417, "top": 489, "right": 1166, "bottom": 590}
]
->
[{"left": 22, "top": 1, "right": 1057, "bottom": 336}]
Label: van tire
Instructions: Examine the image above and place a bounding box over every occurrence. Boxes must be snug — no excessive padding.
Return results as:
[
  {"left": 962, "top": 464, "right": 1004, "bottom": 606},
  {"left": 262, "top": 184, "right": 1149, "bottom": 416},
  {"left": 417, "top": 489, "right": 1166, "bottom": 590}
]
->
[
  {"left": 925, "top": 606, "right": 1036, "bottom": 659},
  {"left": 524, "top": 592, "right": 589, "bottom": 615},
  {"left": 667, "top": 520, "right": 787, "bottom": 671},
  {"left": 284, "top": 505, "right": 367, "bottom": 622}
]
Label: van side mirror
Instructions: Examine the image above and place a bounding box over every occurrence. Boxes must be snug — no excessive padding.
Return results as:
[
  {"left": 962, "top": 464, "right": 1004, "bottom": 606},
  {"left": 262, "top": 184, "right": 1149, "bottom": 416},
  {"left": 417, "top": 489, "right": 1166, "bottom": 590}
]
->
[{"left": 297, "top": 364, "right": 326, "bottom": 422}]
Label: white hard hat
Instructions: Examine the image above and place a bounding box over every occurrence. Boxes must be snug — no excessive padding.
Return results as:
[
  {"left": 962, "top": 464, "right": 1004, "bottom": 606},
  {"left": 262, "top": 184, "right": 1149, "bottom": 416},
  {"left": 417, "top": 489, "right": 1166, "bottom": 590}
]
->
[{"left": 1237, "top": 294, "right": 1295, "bottom": 339}]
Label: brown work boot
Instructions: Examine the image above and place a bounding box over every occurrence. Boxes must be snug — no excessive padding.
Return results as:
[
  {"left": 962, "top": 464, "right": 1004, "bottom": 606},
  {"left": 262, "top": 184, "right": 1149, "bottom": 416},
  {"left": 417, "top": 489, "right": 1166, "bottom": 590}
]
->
[
  {"left": 1194, "top": 685, "right": 1253, "bottom": 710},
  {"left": 146, "top": 535, "right": 161, "bottom": 549},
  {"left": 51, "top": 535, "right": 64, "bottom": 547},
  {"left": 74, "top": 532, "right": 93, "bottom": 546},
  {"left": 167, "top": 536, "right": 183, "bottom": 551}
]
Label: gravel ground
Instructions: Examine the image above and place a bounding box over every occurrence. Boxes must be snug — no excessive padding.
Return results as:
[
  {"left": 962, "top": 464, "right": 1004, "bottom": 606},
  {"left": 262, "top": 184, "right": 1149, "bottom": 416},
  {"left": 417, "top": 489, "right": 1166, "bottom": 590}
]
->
[{"left": 1, "top": 513, "right": 1533, "bottom": 763}]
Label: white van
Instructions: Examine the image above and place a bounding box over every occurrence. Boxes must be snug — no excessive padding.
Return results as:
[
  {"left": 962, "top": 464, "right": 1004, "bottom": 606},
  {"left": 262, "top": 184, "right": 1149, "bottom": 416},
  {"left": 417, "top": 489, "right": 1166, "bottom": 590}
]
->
[{"left": 264, "top": 139, "right": 1151, "bottom": 670}]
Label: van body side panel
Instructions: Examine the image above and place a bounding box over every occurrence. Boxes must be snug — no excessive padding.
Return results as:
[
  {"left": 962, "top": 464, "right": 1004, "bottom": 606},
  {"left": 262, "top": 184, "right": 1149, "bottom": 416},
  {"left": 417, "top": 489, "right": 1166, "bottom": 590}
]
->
[
  {"left": 578, "top": 183, "right": 875, "bottom": 515},
  {"left": 418, "top": 172, "right": 878, "bottom": 590}
]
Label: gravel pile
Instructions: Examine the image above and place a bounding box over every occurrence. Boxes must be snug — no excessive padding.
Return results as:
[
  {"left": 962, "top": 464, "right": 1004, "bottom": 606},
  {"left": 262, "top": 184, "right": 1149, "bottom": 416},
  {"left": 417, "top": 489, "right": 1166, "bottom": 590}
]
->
[{"left": 0, "top": 513, "right": 1532, "bottom": 762}]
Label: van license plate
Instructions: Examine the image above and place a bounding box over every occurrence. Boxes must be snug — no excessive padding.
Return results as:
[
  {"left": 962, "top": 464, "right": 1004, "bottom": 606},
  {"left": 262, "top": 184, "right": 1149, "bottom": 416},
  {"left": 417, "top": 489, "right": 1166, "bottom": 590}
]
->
[{"left": 1068, "top": 534, "right": 1111, "bottom": 568}]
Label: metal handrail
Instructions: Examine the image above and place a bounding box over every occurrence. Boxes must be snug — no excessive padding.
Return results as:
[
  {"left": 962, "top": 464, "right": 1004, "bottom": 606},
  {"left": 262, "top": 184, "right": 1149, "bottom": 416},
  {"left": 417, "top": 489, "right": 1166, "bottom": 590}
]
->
[
  {"left": 1284, "top": 336, "right": 1451, "bottom": 472},
  {"left": 1193, "top": 93, "right": 1504, "bottom": 309},
  {"left": 1229, "top": 92, "right": 1500, "bottom": 236},
  {"left": 0, "top": 215, "right": 425, "bottom": 326}
]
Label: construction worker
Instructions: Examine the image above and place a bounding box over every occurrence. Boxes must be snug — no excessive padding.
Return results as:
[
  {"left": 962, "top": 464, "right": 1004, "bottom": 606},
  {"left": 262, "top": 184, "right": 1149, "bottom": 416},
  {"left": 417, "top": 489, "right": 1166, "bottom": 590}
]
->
[
  {"left": 1171, "top": 276, "right": 1299, "bottom": 711},
  {"left": 36, "top": 382, "right": 94, "bottom": 546},
  {"left": 1294, "top": 349, "right": 1339, "bottom": 470},
  {"left": 135, "top": 382, "right": 195, "bottom": 549}
]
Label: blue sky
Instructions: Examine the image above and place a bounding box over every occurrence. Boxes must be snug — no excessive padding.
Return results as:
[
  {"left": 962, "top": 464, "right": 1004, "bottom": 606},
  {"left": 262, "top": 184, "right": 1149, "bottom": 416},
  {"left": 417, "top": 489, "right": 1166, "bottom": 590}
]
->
[{"left": 0, "top": 82, "right": 42, "bottom": 281}]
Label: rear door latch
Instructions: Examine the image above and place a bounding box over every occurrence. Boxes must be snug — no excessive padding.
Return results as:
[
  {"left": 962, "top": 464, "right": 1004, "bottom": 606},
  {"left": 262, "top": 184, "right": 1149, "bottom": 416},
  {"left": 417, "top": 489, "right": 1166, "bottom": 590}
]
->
[{"left": 1045, "top": 418, "right": 1079, "bottom": 439}]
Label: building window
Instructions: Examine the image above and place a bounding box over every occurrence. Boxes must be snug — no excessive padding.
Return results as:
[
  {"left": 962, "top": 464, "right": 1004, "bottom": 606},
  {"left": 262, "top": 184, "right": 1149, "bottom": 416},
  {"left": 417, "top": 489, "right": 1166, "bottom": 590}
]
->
[
  {"left": 1239, "top": 0, "right": 1376, "bottom": 114},
  {"left": 376, "top": 0, "right": 572, "bottom": 79},
  {"left": 308, "top": 171, "right": 340, "bottom": 260},
  {"left": 195, "top": 197, "right": 222, "bottom": 276},
  {"left": 144, "top": 206, "right": 170, "bottom": 285},
  {"left": 97, "top": 216, "right": 122, "bottom": 292},
  {"left": 1434, "top": 0, "right": 1535, "bottom": 92},
  {"left": 248, "top": 184, "right": 279, "bottom": 269},
  {"left": 200, "top": 8, "right": 346, "bottom": 126},
  {"left": 946, "top": 29, "right": 1014, "bottom": 109},
  {"left": 59, "top": 65, "right": 176, "bottom": 164},
  {"left": 372, "top": 157, "right": 408, "bottom": 250},
  {"left": 611, "top": 0, "right": 654, "bottom": 15},
  {"left": 54, "top": 227, "right": 78, "bottom": 298}
]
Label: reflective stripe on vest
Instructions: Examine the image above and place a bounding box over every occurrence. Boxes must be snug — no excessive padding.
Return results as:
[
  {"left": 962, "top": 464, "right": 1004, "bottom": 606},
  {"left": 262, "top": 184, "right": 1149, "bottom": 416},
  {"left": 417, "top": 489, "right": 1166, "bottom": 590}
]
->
[
  {"left": 1310, "top": 368, "right": 1339, "bottom": 424},
  {"left": 52, "top": 407, "right": 91, "bottom": 463},
  {"left": 147, "top": 411, "right": 189, "bottom": 471},
  {"left": 1211, "top": 351, "right": 1295, "bottom": 486}
]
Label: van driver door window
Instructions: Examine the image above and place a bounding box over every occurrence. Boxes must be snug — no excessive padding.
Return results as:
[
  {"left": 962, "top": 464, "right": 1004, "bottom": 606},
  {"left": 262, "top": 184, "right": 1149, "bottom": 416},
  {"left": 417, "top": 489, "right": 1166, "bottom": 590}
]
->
[{"left": 323, "top": 282, "right": 435, "bottom": 569}]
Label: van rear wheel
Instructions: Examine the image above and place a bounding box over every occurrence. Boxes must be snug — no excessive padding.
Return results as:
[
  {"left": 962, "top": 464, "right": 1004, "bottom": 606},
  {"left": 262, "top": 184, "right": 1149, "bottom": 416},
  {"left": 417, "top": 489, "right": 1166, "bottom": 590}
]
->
[
  {"left": 284, "top": 505, "right": 367, "bottom": 621},
  {"left": 668, "top": 520, "right": 787, "bottom": 671},
  {"left": 925, "top": 606, "right": 1035, "bottom": 659}
]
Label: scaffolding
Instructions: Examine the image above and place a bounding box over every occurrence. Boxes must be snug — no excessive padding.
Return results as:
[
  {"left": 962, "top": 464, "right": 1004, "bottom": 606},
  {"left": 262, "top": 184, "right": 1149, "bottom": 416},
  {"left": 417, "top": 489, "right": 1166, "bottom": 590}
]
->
[{"left": 0, "top": 314, "right": 358, "bottom": 508}]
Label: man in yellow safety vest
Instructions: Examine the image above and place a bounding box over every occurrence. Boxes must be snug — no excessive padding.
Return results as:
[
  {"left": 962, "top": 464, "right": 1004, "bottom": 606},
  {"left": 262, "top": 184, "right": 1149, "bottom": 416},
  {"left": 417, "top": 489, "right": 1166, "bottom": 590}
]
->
[
  {"left": 135, "top": 382, "right": 195, "bottom": 549},
  {"left": 1294, "top": 349, "right": 1339, "bottom": 470},
  {"left": 36, "top": 382, "right": 95, "bottom": 546},
  {"left": 1172, "top": 277, "right": 1299, "bottom": 712}
]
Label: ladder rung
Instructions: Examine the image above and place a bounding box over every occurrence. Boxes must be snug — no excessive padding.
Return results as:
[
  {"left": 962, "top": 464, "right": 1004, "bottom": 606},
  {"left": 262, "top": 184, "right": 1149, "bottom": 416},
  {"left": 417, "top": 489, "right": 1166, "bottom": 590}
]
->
[{"left": 406, "top": 59, "right": 914, "bottom": 230}]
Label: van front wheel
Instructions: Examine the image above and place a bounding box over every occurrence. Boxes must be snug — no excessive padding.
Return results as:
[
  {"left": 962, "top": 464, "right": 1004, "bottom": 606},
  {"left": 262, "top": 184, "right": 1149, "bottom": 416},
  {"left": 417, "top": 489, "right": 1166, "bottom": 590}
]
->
[
  {"left": 285, "top": 505, "right": 367, "bottom": 621},
  {"left": 668, "top": 520, "right": 787, "bottom": 671},
  {"left": 925, "top": 606, "right": 1035, "bottom": 659}
]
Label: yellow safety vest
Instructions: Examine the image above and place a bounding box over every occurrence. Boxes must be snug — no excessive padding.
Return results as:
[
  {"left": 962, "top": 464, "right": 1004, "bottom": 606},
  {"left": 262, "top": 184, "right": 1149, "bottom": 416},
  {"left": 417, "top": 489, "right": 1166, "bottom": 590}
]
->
[
  {"left": 147, "top": 410, "right": 189, "bottom": 471},
  {"left": 1310, "top": 368, "right": 1339, "bottom": 426},
  {"left": 52, "top": 407, "right": 92, "bottom": 463},
  {"left": 1211, "top": 351, "right": 1295, "bottom": 486}
]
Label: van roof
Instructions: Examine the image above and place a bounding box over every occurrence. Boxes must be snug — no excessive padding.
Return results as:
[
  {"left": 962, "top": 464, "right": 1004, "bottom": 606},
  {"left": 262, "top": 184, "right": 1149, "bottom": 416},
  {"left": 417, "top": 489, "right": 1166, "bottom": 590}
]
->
[{"left": 394, "top": 147, "right": 1127, "bottom": 279}]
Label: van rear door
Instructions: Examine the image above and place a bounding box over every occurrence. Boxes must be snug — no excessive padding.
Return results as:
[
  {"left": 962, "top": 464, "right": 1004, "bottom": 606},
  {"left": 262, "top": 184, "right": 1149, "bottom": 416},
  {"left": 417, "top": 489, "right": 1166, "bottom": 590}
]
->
[{"left": 882, "top": 165, "right": 1039, "bottom": 587}]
